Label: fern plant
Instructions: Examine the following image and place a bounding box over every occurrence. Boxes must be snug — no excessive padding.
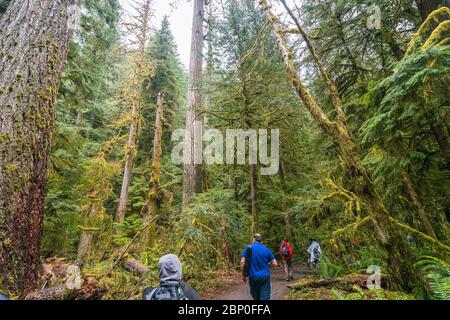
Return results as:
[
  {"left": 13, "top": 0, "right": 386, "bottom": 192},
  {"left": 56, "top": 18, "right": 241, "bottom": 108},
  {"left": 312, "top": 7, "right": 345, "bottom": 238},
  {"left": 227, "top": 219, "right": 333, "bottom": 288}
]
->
[{"left": 417, "top": 256, "right": 450, "bottom": 300}]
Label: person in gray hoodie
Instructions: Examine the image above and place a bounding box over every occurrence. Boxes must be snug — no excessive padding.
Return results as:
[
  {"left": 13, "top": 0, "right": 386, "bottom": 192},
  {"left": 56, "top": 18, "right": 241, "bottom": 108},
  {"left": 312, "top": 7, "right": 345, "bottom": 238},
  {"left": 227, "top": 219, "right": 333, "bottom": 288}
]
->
[{"left": 142, "top": 254, "right": 201, "bottom": 300}]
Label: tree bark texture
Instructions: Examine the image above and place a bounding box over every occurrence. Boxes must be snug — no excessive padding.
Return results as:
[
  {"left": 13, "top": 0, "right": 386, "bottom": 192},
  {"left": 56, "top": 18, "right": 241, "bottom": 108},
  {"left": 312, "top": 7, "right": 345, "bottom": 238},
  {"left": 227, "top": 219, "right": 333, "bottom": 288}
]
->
[
  {"left": 183, "top": 0, "right": 205, "bottom": 207},
  {"left": 0, "top": 0, "right": 79, "bottom": 295}
]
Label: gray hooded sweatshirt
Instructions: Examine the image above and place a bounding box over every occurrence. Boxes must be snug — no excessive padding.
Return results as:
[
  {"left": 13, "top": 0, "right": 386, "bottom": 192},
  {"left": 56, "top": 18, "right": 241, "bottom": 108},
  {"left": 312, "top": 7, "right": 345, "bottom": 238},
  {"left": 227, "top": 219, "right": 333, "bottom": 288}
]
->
[
  {"left": 159, "top": 254, "right": 183, "bottom": 284},
  {"left": 142, "top": 254, "right": 201, "bottom": 300}
]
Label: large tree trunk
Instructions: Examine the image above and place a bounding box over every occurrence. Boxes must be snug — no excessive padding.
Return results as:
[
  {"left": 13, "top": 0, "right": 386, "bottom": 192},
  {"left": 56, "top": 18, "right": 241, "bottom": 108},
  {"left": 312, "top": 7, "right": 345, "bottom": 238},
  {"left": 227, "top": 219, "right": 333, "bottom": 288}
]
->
[
  {"left": 260, "top": 0, "right": 424, "bottom": 292},
  {"left": 0, "top": 0, "right": 79, "bottom": 295},
  {"left": 250, "top": 164, "right": 259, "bottom": 234},
  {"left": 115, "top": 98, "right": 140, "bottom": 222},
  {"left": 183, "top": 0, "right": 205, "bottom": 207},
  {"left": 416, "top": 0, "right": 449, "bottom": 21},
  {"left": 202, "top": 5, "right": 214, "bottom": 193},
  {"left": 141, "top": 93, "right": 164, "bottom": 250}
]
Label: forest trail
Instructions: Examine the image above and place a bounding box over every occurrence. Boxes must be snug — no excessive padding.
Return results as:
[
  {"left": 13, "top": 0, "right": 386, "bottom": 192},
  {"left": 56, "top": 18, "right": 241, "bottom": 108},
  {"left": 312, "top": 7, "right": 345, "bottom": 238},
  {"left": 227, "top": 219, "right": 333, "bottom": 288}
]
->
[{"left": 206, "top": 265, "right": 313, "bottom": 300}]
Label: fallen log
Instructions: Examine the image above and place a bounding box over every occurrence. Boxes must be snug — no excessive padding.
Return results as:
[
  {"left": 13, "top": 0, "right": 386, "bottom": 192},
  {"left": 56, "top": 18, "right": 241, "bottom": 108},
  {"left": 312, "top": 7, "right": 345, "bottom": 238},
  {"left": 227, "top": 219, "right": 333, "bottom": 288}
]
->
[
  {"left": 288, "top": 273, "right": 387, "bottom": 291},
  {"left": 124, "top": 258, "right": 148, "bottom": 276},
  {"left": 25, "top": 277, "right": 105, "bottom": 300},
  {"left": 71, "top": 277, "right": 105, "bottom": 300},
  {"left": 287, "top": 278, "right": 340, "bottom": 289},
  {"left": 25, "top": 285, "right": 73, "bottom": 300}
]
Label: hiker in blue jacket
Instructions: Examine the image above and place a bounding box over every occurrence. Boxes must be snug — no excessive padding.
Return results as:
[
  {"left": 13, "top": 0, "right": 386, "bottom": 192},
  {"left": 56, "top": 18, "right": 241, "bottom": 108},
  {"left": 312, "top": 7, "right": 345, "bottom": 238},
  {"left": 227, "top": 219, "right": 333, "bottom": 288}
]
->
[{"left": 241, "top": 233, "right": 278, "bottom": 300}]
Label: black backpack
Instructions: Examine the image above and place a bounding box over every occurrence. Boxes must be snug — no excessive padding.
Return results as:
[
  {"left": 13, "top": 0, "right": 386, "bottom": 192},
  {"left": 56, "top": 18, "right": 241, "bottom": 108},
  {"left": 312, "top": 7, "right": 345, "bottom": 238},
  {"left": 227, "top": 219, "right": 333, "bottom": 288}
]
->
[
  {"left": 145, "top": 283, "right": 188, "bottom": 300},
  {"left": 242, "top": 245, "right": 253, "bottom": 277},
  {"left": 281, "top": 244, "right": 290, "bottom": 257}
]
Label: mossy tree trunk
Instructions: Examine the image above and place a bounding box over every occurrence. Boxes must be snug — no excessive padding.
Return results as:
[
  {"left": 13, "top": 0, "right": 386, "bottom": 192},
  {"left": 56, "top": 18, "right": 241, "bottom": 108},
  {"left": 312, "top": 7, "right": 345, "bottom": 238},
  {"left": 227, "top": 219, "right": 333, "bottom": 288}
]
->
[
  {"left": 260, "top": 0, "right": 424, "bottom": 292},
  {"left": 0, "top": 0, "right": 79, "bottom": 295},
  {"left": 141, "top": 93, "right": 164, "bottom": 250}
]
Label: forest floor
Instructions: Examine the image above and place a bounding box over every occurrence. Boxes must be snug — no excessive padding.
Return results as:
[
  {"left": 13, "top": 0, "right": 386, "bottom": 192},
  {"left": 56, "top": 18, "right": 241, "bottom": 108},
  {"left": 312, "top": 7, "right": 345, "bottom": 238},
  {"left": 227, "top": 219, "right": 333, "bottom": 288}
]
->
[{"left": 204, "top": 265, "right": 313, "bottom": 300}]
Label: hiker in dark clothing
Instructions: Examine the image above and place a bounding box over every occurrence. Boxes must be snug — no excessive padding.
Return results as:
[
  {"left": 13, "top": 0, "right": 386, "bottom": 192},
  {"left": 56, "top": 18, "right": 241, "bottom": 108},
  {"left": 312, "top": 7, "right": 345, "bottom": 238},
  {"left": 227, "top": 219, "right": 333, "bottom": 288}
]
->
[
  {"left": 241, "top": 233, "right": 278, "bottom": 300},
  {"left": 143, "top": 254, "right": 201, "bottom": 300},
  {"left": 280, "top": 239, "right": 294, "bottom": 281}
]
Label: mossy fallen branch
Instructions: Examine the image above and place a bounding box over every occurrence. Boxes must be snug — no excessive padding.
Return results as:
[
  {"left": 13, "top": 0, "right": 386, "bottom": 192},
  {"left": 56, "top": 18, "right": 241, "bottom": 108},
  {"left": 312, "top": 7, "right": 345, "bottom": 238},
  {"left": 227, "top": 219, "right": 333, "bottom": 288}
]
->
[{"left": 77, "top": 225, "right": 101, "bottom": 232}]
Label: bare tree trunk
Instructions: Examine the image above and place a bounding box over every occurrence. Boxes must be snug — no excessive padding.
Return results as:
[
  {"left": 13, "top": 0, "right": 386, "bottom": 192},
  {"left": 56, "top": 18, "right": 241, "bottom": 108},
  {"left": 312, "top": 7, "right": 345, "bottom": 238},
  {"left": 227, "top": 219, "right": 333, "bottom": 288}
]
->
[
  {"left": 0, "top": 0, "right": 79, "bottom": 296},
  {"left": 141, "top": 93, "right": 164, "bottom": 250},
  {"left": 115, "top": 0, "right": 153, "bottom": 223},
  {"left": 183, "top": 0, "right": 205, "bottom": 207},
  {"left": 260, "top": 0, "right": 424, "bottom": 292},
  {"left": 279, "top": 161, "right": 294, "bottom": 241},
  {"left": 401, "top": 170, "right": 437, "bottom": 239},
  {"left": 250, "top": 164, "right": 259, "bottom": 234},
  {"left": 116, "top": 100, "right": 140, "bottom": 222},
  {"left": 202, "top": 4, "right": 214, "bottom": 193},
  {"left": 416, "top": 0, "right": 449, "bottom": 21}
]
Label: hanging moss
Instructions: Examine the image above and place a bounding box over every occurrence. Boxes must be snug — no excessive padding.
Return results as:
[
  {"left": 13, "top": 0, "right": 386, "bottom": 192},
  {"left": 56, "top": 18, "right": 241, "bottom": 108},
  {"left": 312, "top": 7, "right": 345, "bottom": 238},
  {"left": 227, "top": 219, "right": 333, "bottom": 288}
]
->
[
  {"left": 422, "top": 20, "right": 450, "bottom": 49},
  {"left": 406, "top": 7, "right": 450, "bottom": 55}
]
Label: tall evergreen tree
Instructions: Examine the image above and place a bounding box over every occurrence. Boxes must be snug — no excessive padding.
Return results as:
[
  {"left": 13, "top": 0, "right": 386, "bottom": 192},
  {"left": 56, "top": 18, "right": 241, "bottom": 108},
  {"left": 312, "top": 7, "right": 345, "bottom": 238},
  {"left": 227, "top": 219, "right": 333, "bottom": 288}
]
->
[{"left": 138, "top": 16, "right": 185, "bottom": 158}]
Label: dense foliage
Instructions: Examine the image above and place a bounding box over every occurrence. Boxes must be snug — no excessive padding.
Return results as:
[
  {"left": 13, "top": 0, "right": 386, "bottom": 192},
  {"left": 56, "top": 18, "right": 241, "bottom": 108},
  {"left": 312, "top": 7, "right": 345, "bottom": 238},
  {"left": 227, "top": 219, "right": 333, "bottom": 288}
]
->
[
  {"left": 42, "top": 0, "right": 450, "bottom": 299},
  {"left": 0, "top": 0, "right": 448, "bottom": 300}
]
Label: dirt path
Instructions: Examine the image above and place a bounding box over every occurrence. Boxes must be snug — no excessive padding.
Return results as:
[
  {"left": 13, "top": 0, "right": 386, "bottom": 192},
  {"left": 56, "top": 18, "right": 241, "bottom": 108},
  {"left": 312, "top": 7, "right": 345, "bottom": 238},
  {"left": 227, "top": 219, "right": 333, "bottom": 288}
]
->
[{"left": 207, "top": 265, "right": 312, "bottom": 300}]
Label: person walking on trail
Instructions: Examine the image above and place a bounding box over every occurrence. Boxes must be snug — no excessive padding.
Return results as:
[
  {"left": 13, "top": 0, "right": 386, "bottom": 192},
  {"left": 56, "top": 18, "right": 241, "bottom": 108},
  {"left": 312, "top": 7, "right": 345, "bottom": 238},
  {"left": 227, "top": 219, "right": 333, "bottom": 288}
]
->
[
  {"left": 143, "top": 254, "right": 201, "bottom": 300},
  {"left": 307, "top": 239, "right": 322, "bottom": 268},
  {"left": 280, "top": 239, "right": 294, "bottom": 281},
  {"left": 241, "top": 233, "right": 278, "bottom": 300}
]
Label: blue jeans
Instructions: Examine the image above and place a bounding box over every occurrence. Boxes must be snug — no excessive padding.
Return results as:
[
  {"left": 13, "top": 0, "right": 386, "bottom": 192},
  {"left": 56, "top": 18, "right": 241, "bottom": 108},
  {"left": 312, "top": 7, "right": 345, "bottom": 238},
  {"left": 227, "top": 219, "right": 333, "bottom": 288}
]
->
[{"left": 249, "top": 276, "right": 271, "bottom": 300}]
